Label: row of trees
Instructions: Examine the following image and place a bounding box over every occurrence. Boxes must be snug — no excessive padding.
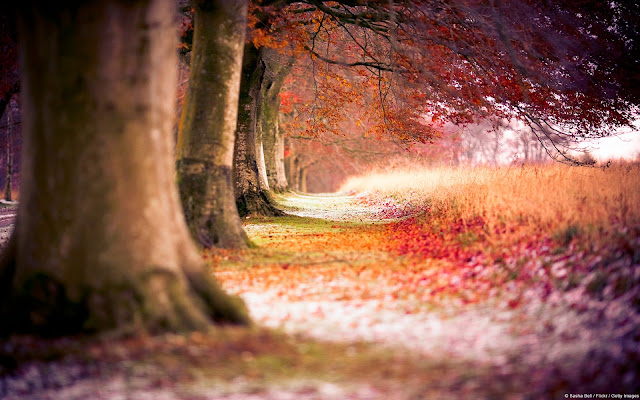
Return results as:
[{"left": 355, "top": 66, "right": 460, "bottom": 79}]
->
[
  {"left": 0, "top": 12, "right": 19, "bottom": 201},
  {"left": 0, "top": 0, "right": 638, "bottom": 336}
]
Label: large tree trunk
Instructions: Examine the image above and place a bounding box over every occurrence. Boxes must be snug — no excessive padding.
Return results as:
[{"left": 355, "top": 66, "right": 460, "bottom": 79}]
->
[
  {"left": 260, "top": 48, "right": 292, "bottom": 193},
  {"left": 234, "top": 44, "right": 282, "bottom": 217},
  {"left": 0, "top": 0, "right": 249, "bottom": 336},
  {"left": 175, "top": 0, "right": 249, "bottom": 249}
]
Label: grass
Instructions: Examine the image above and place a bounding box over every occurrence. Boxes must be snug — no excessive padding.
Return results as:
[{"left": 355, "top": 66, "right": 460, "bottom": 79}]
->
[
  {"left": 340, "top": 162, "right": 640, "bottom": 248},
  {"left": 243, "top": 215, "right": 355, "bottom": 246}
]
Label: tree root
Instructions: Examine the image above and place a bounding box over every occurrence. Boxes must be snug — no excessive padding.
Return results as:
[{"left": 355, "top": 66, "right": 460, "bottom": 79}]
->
[
  {"left": 0, "top": 258, "right": 250, "bottom": 337},
  {"left": 236, "top": 189, "right": 284, "bottom": 218}
]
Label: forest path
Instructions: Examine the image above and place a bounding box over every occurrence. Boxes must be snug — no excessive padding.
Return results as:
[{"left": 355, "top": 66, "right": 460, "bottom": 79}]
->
[
  {"left": 222, "top": 191, "right": 639, "bottom": 396},
  {"left": 229, "top": 192, "right": 520, "bottom": 362},
  {"left": 212, "top": 191, "right": 638, "bottom": 397},
  {"left": 0, "top": 203, "right": 17, "bottom": 245},
  {"left": 2, "top": 192, "right": 637, "bottom": 399},
  {"left": 273, "top": 192, "right": 385, "bottom": 222}
]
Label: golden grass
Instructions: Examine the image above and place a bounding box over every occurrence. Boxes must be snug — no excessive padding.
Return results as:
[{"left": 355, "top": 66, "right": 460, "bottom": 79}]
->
[{"left": 341, "top": 162, "right": 640, "bottom": 239}]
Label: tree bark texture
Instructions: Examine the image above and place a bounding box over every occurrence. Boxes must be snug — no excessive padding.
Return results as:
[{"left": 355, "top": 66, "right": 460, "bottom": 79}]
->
[
  {"left": 0, "top": 0, "right": 249, "bottom": 336},
  {"left": 284, "top": 156, "right": 298, "bottom": 192},
  {"left": 176, "top": 0, "right": 249, "bottom": 249},
  {"left": 284, "top": 138, "right": 299, "bottom": 192},
  {"left": 259, "top": 48, "right": 292, "bottom": 193},
  {"left": 4, "top": 107, "right": 12, "bottom": 201},
  {"left": 298, "top": 166, "right": 308, "bottom": 193},
  {"left": 234, "top": 44, "right": 282, "bottom": 217},
  {"left": 0, "top": 83, "right": 19, "bottom": 125}
]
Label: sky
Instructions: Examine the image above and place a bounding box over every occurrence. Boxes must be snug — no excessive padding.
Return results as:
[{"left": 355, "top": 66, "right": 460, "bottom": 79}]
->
[{"left": 589, "top": 130, "right": 640, "bottom": 161}]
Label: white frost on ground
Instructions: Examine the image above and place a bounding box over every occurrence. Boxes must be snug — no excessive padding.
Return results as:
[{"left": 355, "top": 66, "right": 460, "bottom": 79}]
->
[
  {"left": 242, "top": 292, "right": 518, "bottom": 362},
  {"left": 2, "top": 374, "right": 382, "bottom": 400},
  {"left": 236, "top": 193, "right": 640, "bottom": 371},
  {"left": 0, "top": 225, "right": 12, "bottom": 245},
  {"left": 277, "top": 192, "right": 386, "bottom": 222}
]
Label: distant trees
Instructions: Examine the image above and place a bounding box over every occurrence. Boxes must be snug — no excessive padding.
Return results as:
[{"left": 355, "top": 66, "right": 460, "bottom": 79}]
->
[
  {"left": 260, "top": 47, "right": 293, "bottom": 192},
  {"left": 172, "top": 0, "right": 640, "bottom": 214},
  {"left": 234, "top": 44, "right": 284, "bottom": 216},
  {"left": 0, "top": 12, "right": 19, "bottom": 199},
  {"left": 233, "top": 4, "right": 300, "bottom": 216},
  {"left": 252, "top": 1, "right": 638, "bottom": 174},
  {"left": 3, "top": 100, "right": 13, "bottom": 201},
  {"left": 0, "top": 12, "right": 18, "bottom": 123},
  {"left": 0, "top": 0, "right": 248, "bottom": 336}
]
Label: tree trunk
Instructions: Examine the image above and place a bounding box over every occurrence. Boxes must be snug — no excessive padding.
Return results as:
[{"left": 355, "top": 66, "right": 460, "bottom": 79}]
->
[
  {"left": 234, "top": 44, "right": 282, "bottom": 217},
  {"left": 284, "top": 141, "right": 299, "bottom": 192},
  {"left": 256, "top": 136, "right": 270, "bottom": 192},
  {"left": 175, "top": 0, "right": 249, "bottom": 249},
  {"left": 0, "top": 0, "right": 249, "bottom": 336},
  {"left": 4, "top": 104, "right": 12, "bottom": 202},
  {"left": 298, "top": 166, "right": 308, "bottom": 193},
  {"left": 0, "top": 83, "right": 19, "bottom": 126},
  {"left": 260, "top": 48, "right": 292, "bottom": 193}
]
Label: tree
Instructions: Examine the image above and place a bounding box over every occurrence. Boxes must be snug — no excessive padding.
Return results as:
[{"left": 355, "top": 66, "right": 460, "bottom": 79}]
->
[
  {"left": 0, "top": 0, "right": 248, "bottom": 336},
  {"left": 233, "top": 43, "right": 284, "bottom": 215},
  {"left": 0, "top": 12, "right": 22, "bottom": 202},
  {"left": 176, "top": 0, "right": 250, "bottom": 248},
  {"left": 259, "top": 47, "right": 293, "bottom": 192},
  {"left": 257, "top": 0, "right": 640, "bottom": 171},
  {"left": 0, "top": 11, "right": 19, "bottom": 124},
  {"left": 234, "top": 44, "right": 274, "bottom": 215},
  {"left": 3, "top": 100, "right": 12, "bottom": 201},
  {"left": 390, "top": 0, "right": 639, "bottom": 163}
]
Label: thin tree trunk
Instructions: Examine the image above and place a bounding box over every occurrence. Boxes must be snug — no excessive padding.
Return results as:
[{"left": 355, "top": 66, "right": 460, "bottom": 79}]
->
[
  {"left": 0, "top": 0, "right": 248, "bottom": 336},
  {"left": 234, "top": 44, "right": 282, "bottom": 217},
  {"left": 4, "top": 104, "right": 12, "bottom": 202},
  {"left": 256, "top": 136, "right": 270, "bottom": 191},
  {"left": 0, "top": 83, "right": 19, "bottom": 126},
  {"left": 260, "top": 48, "right": 292, "bottom": 193},
  {"left": 176, "top": 0, "right": 249, "bottom": 249},
  {"left": 284, "top": 139, "right": 298, "bottom": 191},
  {"left": 298, "top": 166, "right": 308, "bottom": 193}
]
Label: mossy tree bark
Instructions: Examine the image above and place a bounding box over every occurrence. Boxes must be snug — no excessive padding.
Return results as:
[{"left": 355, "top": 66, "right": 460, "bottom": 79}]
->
[
  {"left": 0, "top": 0, "right": 249, "bottom": 337},
  {"left": 176, "top": 0, "right": 249, "bottom": 249},
  {"left": 234, "top": 44, "right": 282, "bottom": 217},
  {"left": 260, "top": 48, "right": 292, "bottom": 193}
]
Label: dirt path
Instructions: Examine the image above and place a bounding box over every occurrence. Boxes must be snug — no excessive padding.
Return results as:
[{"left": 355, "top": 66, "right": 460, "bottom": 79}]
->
[
  {"left": 238, "top": 193, "right": 520, "bottom": 361},
  {"left": 1, "top": 193, "right": 638, "bottom": 399},
  {"left": 0, "top": 204, "right": 16, "bottom": 246},
  {"left": 220, "top": 192, "right": 640, "bottom": 395}
]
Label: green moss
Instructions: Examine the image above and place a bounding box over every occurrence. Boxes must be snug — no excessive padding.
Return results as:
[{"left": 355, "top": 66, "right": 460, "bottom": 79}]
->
[
  {"left": 553, "top": 224, "right": 581, "bottom": 246},
  {"left": 456, "top": 231, "right": 479, "bottom": 247}
]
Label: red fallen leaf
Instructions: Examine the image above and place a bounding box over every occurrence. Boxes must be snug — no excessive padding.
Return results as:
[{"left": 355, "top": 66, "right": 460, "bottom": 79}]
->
[{"left": 507, "top": 298, "right": 520, "bottom": 308}]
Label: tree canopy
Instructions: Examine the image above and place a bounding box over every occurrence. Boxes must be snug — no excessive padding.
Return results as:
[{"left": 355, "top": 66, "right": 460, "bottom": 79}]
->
[{"left": 250, "top": 0, "right": 640, "bottom": 162}]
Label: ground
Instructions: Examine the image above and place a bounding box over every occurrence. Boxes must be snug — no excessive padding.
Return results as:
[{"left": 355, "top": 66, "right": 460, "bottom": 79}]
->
[
  {"left": 0, "top": 201, "right": 16, "bottom": 244},
  {"left": 1, "top": 187, "right": 638, "bottom": 399}
]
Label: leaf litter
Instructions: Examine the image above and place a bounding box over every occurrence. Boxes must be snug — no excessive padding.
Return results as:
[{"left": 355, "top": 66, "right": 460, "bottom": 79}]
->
[{"left": 3, "top": 166, "right": 640, "bottom": 398}]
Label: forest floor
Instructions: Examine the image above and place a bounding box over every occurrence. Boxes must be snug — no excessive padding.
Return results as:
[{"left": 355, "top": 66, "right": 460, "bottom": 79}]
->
[{"left": 1, "top": 165, "right": 640, "bottom": 399}]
